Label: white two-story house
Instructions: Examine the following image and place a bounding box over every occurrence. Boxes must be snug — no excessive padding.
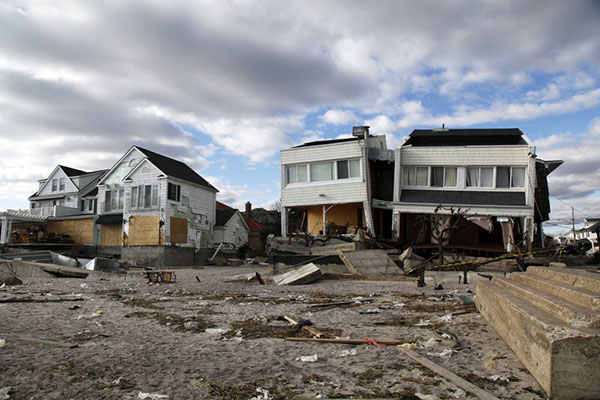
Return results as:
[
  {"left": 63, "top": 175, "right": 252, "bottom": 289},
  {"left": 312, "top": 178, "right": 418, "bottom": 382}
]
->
[
  {"left": 96, "top": 146, "right": 217, "bottom": 249},
  {"left": 280, "top": 126, "right": 394, "bottom": 237},
  {"left": 29, "top": 165, "right": 106, "bottom": 216},
  {"left": 393, "top": 128, "right": 561, "bottom": 251}
]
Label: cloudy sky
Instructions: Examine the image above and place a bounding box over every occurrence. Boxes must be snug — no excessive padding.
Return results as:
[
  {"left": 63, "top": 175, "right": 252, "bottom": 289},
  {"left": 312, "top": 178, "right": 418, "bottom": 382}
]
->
[{"left": 1, "top": 0, "right": 599, "bottom": 235}]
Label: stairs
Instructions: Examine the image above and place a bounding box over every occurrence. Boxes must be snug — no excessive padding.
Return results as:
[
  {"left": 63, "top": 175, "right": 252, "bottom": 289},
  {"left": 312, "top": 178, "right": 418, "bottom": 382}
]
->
[
  {"left": 0, "top": 250, "right": 53, "bottom": 264},
  {"left": 476, "top": 266, "right": 600, "bottom": 399}
]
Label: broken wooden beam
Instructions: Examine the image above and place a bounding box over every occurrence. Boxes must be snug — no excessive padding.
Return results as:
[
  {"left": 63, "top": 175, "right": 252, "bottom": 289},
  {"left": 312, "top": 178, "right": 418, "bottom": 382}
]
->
[
  {"left": 398, "top": 347, "right": 500, "bottom": 400},
  {"left": 272, "top": 262, "right": 322, "bottom": 285},
  {"left": 283, "top": 314, "right": 326, "bottom": 338},
  {"left": 285, "top": 337, "right": 405, "bottom": 346},
  {"left": 0, "top": 297, "right": 84, "bottom": 303}
]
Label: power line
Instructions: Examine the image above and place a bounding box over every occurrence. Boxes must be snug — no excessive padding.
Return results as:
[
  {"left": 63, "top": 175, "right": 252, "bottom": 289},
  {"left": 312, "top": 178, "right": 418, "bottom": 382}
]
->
[{"left": 549, "top": 193, "right": 595, "bottom": 220}]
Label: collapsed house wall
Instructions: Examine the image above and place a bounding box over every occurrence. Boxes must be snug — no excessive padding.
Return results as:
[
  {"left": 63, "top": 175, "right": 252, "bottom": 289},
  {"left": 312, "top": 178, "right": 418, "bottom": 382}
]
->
[{"left": 47, "top": 217, "right": 94, "bottom": 244}]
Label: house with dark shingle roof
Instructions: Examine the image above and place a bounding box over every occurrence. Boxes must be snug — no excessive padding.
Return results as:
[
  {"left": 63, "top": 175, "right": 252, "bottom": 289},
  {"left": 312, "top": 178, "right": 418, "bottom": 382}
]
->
[
  {"left": 394, "top": 128, "right": 562, "bottom": 251},
  {"left": 96, "top": 145, "right": 218, "bottom": 251},
  {"left": 29, "top": 165, "right": 107, "bottom": 215},
  {"left": 214, "top": 205, "right": 248, "bottom": 248}
]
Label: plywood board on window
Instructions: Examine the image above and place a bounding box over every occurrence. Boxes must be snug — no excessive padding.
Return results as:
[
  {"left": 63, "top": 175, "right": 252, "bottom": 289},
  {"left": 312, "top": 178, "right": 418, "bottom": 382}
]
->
[
  {"left": 48, "top": 218, "right": 94, "bottom": 244},
  {"left": 170, "top": 217, "right": 188, "bottom": 244},
  {"left": 128, "top": 215, "right": 160, "bottom": 246},
  {"left": 100, "top": 224, "right": 122, "bottom": 246}
]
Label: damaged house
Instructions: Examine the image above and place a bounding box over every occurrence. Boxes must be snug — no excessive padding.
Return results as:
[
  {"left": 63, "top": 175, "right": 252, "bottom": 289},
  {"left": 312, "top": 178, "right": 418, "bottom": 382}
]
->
[
  {"left": 214, "top": 202, "right": 249, "bottom": 248},
  {"left": 280, "top": 126, "right": 395, "bottom": 239},
  {"left": 281, "top": 127, "right": 561, "bottom": 253},
  {"left": 96, "top": 146, "right": 218, "bottom": 264},
  {"left": 393, "top": 128, "right": 562, "bottom": 252}
]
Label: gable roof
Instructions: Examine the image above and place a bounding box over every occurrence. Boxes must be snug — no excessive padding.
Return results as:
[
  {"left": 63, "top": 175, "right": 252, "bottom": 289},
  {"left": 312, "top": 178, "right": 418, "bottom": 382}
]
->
[
  {"left": 59, "top": 165, "right": 88, "bottom": 177},
  {"left": 135, "top": 146, "right": 217, "bottom": 190},
  {"left": 404, "top": 128, "right": 528, "bottom": 147},
  {"left": 246, "top": 216, "right": 269, "bottom": 233},
  {"left": 215, "top": 209, "right": 237, "bottom": 227},
  {"left": 216, "top": 201, "right": 234, "bottom": 210}
]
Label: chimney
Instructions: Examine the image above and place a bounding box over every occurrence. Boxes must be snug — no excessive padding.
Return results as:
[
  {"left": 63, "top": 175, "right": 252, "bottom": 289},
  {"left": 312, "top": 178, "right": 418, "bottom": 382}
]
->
[{"left": 245, "top": 201, "right": 252, "bottom": 219}]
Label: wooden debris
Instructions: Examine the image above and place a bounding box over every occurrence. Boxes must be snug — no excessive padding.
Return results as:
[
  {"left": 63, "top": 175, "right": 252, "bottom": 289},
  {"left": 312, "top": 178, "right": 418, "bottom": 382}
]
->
[
  {"left": 282, "top": 314, "right": 326, "bottom": 338},
  {"left": 0, "top": 297, "right": 84, "bottom": 303},
  {"left": 17, "top": 337, "right": 78, "bottom": 349},
  {"left": 398, "top": 347, "right": 501, "bottom": 400},
  {"left": 285, "top": 337, "right": 406, "bottom": 346}
]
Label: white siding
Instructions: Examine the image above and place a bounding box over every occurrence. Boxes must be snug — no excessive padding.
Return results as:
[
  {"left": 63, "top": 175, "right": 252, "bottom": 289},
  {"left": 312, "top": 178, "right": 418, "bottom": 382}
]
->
[
  {"left": 214, "top": 212, "right": 248, "bottom": 247},
  {"left": 400, "top": 145, "right": 530, "bottom": 166},
  {"left": 164, "top": 178, "right": 216, "bottom": 247},
  {"left": 281, "top": 141, "right": 363, "bottom": 164},
  {"left": 282, "top": 181, "right": 368, "bottom": 207},
  {"left": 38, "top": 168, "right": 78, "bottom": 196}
]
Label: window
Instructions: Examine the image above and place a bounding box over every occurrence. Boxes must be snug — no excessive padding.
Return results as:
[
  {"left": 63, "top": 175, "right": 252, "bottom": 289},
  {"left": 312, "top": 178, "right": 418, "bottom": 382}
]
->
[
  {"left": 131, "top": 184, "right": 159, "bottom": 209},
  {"left": 104, "top": 190, "right": 111, "bottom": 211},
  {"left": 337, "top": 160, "right": 360, "bottom": 179},
  {"left": 105, "top": 189, "right": 124, "bottom": 212},
  {"left": 52, "top": 179, "right": 58, "bottom": 192},
  {"left": 310, "top": 162, "right": 333, "bottom": 182},
  {"left": 444, "top": 167, "right": 457, "bottom": 187},
  {"left": 496, "top": 167, "right": 510, "bottom": 188},
  {"left": 496, "top": 167, "right": 525, "bottom": 188},
  {"left": 286, "top": 164, "right": 307, "bottom": 184},
  {"left": 168, "top": 182, "right": 181, "bottom": 202},
  {"left": 402, "top": 166, "right": 428, "bottom": 186},
  {"left": 511, "top": 167, "right": 525, "bottom": 187},
  {"left": 431, "top": 167, "right": 444, "bottom": 187},
  {"left": 59, "top": 178, "right": 65, "bottom": 191},
  {"left": 131, "top": 187, "right": 138, "bottom": 208},
  {"left": 466, "top": 167, "right": 494, "bottom": 187}
]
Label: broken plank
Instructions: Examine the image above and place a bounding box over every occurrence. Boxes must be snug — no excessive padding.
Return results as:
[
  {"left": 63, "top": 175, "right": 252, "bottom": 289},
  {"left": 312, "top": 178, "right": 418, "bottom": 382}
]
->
[
  {"left": 398, "top": 347, "right": 500, "bottom": 400},
  {"left": 0, "top": 297, "right": 84, "bottom": 303},
  {"left": 285, "top": 337, "right": 405, "bottom": 345},
  {"left": 17, "top": 337, "right": 78, "bottom": 349},
  {"left": 283, "top": 314, "right": 326, "bottom": 338}
]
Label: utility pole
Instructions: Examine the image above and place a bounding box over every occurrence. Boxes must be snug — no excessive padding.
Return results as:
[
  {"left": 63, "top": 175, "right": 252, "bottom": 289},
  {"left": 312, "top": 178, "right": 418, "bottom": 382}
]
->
[{"left": 572, "top": 207, "right": 575, "bottom": 244}]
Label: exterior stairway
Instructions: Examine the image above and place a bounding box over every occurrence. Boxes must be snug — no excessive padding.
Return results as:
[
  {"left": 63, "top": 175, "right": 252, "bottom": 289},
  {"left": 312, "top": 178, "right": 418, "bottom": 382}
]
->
[{"left": 476, "top": 266, "right": 600, "bottom": 399}]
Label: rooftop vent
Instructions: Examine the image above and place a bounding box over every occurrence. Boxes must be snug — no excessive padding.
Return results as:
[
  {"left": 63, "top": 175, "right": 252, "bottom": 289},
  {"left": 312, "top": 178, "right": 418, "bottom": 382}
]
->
[
  {"left": 352, "top": 126, "right": 370, "bottom": 138},
  {"left": 433, "top": 123, "right": 449, "bottom": 132}
]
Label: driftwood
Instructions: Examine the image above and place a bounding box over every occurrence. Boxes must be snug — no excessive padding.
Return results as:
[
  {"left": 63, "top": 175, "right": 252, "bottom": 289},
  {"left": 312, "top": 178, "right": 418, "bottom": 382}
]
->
[
  {"left": 285, "top": 337, "right": 406, "bottom": 346},
  {"left": 0, "top": 297, "right": 84, "bottom": 303},
  {"left": 283, "top": 315, "right": 326, "bottom": 338},
  {"left": 398, "top": 347, "right": 500, "bottom": 400}
]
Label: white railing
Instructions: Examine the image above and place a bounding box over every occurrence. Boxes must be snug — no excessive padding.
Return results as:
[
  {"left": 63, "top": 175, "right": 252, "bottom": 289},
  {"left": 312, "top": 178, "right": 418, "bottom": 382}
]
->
[{"left": 8, "top": 207, "right": 55, "bottom": 218}]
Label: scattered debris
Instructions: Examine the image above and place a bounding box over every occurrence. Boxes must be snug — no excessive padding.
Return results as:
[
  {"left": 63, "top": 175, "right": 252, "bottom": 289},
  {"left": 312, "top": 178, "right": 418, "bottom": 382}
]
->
[
  {"left": 282, "top": 314, "right": 326, "bottom": 338},
  {"left": 296, "top": 354, "right": 318, "bottom": 363},
  {"left": 0, "top": 387, "right": 10, "bottom": 400},
  {"left": 138, "top": 392, "right": 169, "bottom": 399},
  {"left": 0, "top": 339, "right": 5, "bottom": 348},
  {"left": 427, "top": 349, "right": 455, "bottom": 358},
  {"left": 146, "top": 271, "right": 176, "bottom": 284},
  {"left": 339, "top": 348, "right": 357, "bottom": 357}
]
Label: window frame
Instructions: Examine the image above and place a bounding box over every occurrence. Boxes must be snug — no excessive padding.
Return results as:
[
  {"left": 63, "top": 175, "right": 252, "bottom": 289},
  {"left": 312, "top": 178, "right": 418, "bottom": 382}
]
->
[
  {"left": 168, "top": 182, "right": 181, "bottom": 202},
  {"left": 51, "top": 179, "right": 58, "bottom": 192},
  {"left": 285, "top": 159, "right": 361, "bottom": 186}
]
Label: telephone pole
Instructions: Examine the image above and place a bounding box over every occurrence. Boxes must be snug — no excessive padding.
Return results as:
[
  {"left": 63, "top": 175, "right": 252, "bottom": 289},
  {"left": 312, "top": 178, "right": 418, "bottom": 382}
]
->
[{"left": 571, "top": 207, "right": 575, "bottom": 244}]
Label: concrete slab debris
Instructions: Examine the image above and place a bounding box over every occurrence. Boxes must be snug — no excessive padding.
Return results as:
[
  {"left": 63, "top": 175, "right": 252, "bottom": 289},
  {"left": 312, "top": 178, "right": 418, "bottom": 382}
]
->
[
  {"left": 476, "top": 266, "right": 600, "bottom": 399},
  {"left": 339, "top": 249, "right": 401, "bottom": 275},
  {"left": 273, "top": 263, "right": 322, "bottom": 285}
]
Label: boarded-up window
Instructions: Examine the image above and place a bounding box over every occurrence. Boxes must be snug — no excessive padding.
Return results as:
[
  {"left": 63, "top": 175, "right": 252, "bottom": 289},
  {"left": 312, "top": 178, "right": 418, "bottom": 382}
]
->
[
  {"left": 128, "top": 215, "right": 160, "bottom": 246},
  {"left": 170, "top": 217, "right": 188, "bottom": 244}
]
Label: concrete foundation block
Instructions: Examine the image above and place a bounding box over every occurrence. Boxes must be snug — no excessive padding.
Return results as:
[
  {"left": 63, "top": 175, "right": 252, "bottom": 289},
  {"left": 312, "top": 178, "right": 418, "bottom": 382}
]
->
[{"left": 476, "top": 267, "right": 600, "bottom": 399}]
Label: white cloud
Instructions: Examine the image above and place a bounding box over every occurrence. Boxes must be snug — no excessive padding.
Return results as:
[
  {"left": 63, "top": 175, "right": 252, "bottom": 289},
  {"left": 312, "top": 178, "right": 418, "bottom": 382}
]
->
[{"left": 321, "top": 109, "right": 358, "bottom": 125}]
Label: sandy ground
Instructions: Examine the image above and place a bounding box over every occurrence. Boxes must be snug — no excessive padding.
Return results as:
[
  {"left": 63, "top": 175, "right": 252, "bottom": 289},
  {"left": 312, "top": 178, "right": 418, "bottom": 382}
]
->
[{"left": 0, "top": 266, "right": 547, "bottom": 400}]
